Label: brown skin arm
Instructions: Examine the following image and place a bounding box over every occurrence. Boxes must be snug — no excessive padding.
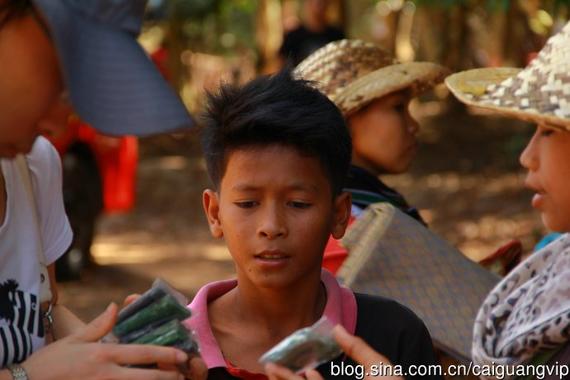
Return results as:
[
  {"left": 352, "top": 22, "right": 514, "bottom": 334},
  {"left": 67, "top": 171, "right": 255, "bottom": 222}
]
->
[{"left": 47, "top": 263, "right": 86, "bottom": 338}]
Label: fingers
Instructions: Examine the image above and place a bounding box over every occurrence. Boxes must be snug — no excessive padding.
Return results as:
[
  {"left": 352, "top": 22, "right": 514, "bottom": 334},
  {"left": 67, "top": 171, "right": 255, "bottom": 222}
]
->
[
  {"left": 123, "top": 294, "right": 141, "bottom": 307},
  {"left": 106, "top": 344, "right": 188, "bottom": 366},
  {"left": 185, "top": 356, "right": 208, "bottom": 380},
  {"left": 305, "top": 369, "right": 324, "bottom": 380},
  {"left": 333, "top": 325, "right": 391, "bottom": 368},
  {"left": 113, "top": 366, "right": 184, "bottom": 380},
  {"left": 72, "top": 303, "right": 118, "bottom": 342},
  {"left": 159, "top": 356, "right": 207, "bottom": 380},
  {"left": 265, "top": 363, "right": 304, "bottom": 380}
]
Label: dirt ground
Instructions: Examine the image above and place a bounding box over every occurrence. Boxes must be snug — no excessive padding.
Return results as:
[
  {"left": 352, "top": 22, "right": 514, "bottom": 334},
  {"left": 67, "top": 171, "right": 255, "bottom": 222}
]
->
[{"left": 59, "top": 97, "right": 545, "bottom": 324}]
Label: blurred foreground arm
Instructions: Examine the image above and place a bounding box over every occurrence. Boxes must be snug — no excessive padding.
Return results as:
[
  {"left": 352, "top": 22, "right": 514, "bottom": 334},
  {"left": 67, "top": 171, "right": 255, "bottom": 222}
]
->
[{"left": 1, "top": 303, "right": 197, "bottom": 380}]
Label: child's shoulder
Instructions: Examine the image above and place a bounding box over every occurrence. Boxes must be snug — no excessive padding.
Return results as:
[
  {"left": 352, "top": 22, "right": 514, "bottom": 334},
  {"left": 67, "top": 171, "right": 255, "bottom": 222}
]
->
[
  {"left": 343, "top": 293, "right": 439, "bottom": 376},
  {"left": 353, "top": 292, "right": 430, "bottom": 342}
]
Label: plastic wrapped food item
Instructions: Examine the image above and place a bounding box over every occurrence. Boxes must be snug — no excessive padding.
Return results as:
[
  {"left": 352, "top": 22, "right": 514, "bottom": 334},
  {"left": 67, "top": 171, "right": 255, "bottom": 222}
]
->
[
  {"left": 103, "top": 278, "right": 199, "bottom": 357},
  {"left": 259, "top": 317, "right": 342, "bottom": 373},
  {"left": 134, "top": 320, "right": 192, "bottom": 346},
  {"left": 133, "top": 319, "right": 200, "bottom": 356},
  {"left": 113, "top": 294, "right": 191, "bottom": 337},
  {"left": 117, "top": 278, "right": 188, "bottom": 324}
]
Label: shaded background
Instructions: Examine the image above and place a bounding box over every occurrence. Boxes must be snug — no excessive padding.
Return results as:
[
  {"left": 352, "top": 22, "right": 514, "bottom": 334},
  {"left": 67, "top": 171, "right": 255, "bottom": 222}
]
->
[{"left": 59, "top": 0, "right": 566, "bottom": 323}]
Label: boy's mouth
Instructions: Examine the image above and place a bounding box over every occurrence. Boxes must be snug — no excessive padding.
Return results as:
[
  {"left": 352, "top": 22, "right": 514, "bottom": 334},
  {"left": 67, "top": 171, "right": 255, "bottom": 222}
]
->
[
  {"left": 525, "top": 180, "right": 546, "bottom": 208},
  {"left": 254, "top": 250, "right": 290, "bottom": 260},
  {"left": 532, "top": 191, "right": 547, "bottom": 209}
]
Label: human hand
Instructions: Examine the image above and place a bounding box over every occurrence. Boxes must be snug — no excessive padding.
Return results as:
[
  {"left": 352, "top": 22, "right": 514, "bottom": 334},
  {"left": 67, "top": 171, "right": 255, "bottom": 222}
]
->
[
  {"left": 21, "top": 303, "right": 191, "bottom": 380},
  {"left": 123, "top": 293, "right": 141, "bottom": 307},
  {"left": 265, "top": 363, "right": 323, "bottom": 380},
  {"left": 265, "top": 325, "right": 403, "bottom": 380},
  {"left": 122, "top": 294, "right": 208, "bottom": 380}
]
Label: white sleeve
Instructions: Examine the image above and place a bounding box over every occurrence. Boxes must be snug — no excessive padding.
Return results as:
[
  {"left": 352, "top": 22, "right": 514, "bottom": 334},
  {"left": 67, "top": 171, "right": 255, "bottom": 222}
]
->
[{"left": 26, "top": 137, "right": 73, "bottom": 265}]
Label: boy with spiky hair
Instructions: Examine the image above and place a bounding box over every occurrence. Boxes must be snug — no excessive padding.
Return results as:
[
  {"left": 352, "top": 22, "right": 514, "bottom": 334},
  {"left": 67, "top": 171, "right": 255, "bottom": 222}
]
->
[{"left": 187, "top": 69, "right": 441, "bottom": 379}]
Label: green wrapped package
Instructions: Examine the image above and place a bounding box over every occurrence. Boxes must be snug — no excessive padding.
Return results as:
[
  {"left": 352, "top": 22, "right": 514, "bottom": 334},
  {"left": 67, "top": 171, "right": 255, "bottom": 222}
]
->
[
  {"left": 259, "top": 317, "right": 342, "bottom": 373},
  {"left": 102, "top": 278, "right": 200, "bottom": 359},
  {"left": 113, "top": 294, "right": 191, "bottom": 337},
  {"left": 134, "top": 320, "right": 188, "bottom": 345},
  {"left": 132, "top": 320, "right": 199, "bottom": 356},
  {"left": 117, "top": 278, "right": 188, "bottom": 325}
]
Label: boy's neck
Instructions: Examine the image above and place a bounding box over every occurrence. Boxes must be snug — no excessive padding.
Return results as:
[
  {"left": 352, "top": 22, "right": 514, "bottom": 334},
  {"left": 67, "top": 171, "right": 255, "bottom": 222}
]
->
[
  {"left": 241, "top": 276, "right": 324, "bottom": 333},
  {"left": 208, "top": 273, "right": 327, "bottom": 373},
  {"left": 351, "top": 157, "right": 383, "bottom": 177},
  {"left": 214, "top": 271, "right": 326, "bottom": 338}
]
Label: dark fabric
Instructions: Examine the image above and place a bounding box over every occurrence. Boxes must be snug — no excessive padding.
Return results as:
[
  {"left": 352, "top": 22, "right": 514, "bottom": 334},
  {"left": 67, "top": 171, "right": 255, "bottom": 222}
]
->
[
  {"left": 206, "top": 293, "right": 442, "bottom": 380},
  {"left": 317, "top": 293, "right": 442, "bottom": 380},
  {"left": 543, "top": 342, "right": 570, "bottom": 380},
  {"left": 345, "top": 165, "right": 426, "bottom": 225},
  {"left": 279, "top": 25, "right": 345, "bottom": 66}
]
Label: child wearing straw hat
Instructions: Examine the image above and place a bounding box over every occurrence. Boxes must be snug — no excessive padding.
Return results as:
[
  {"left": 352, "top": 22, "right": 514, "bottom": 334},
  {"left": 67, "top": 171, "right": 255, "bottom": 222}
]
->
[
  {"left": 445, "top": 22, "right": 570, "bottom": 377},
  {"left": 269, "top": 24, "right": 570, "bottom": 380},
  {"left": 295, "top": 39, "right": 449, "bottom": 273}
]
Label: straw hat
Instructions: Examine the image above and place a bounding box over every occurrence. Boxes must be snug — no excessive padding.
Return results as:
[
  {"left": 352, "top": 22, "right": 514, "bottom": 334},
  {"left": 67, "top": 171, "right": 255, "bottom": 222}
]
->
[
  {"left": 445, "top": 22, "right": 570, "bottom": 131},
  {"left": 294, "top": 39, "right": 450, "bottom": 116}
]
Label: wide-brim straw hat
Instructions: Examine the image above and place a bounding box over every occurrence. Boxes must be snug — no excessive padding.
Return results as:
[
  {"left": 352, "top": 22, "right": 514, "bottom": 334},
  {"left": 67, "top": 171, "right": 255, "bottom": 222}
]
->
[
  {"left": 445, "top": 22, "right": 570, "bottom": 131},
  {"left": 294, "top": 39, "right": 450, "bottom": 116}
]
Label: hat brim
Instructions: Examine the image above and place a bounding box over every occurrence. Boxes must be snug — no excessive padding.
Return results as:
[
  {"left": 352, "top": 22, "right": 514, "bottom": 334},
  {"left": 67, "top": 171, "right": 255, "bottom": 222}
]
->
[
  {"left": 33, "top": 0, "right": 194, "bottom": 136},
  {"left": 335, "top": 62, "right": 450, "bottom": 116},
  {"left": 445, "top": 68, "right": 570, "bottom": 131}
]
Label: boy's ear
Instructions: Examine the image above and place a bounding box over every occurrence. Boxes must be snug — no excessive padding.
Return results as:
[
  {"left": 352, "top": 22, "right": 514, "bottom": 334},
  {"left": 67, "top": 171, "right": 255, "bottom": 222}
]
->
[
  {"left": 331, "top": 191, "right": 352, "bottom": 239},
  {"left": 203, "top": 189, "right": 223, "bottom": 239}
]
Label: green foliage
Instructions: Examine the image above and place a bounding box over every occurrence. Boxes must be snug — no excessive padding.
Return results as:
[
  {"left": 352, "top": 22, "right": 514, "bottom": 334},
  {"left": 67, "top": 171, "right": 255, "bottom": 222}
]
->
[
  {"left": 411, "top": 0, "right": 506, "bottom": 10},
  {"left": 167, "top": 0, "right": 257, "bottom": 54},
  {"left": 410, "top": 0, "right": 570, "bottom": 11},
  {"left": 169, "top": 0, "right": 220, "bottom": 20}
]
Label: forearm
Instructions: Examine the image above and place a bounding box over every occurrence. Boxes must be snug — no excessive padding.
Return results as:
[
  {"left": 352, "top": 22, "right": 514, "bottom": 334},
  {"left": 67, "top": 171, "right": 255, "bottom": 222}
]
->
[
  {"left": 46, "top": 263, "right": 86, "bottom": 339},
  {"left": 51, "top": 304, "right": 86, "bottom": 339},
  {"left": 0, "top": 369, "right": 12, "bottom": 380}
]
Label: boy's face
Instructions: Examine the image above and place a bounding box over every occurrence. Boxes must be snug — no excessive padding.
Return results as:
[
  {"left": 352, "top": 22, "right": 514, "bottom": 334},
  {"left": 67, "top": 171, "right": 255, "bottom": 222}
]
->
[
  {"left": 520, "top": 125, "right": 570, "bottom": 232},
  {"left": 203, "top": 145, "right": 351, "bottom": 289},
  {"left": 0, "top": 8, "right": 63, "bottom": 157},
  {"left": 348, "top": 92, "right": 419, "bottom": 175}
]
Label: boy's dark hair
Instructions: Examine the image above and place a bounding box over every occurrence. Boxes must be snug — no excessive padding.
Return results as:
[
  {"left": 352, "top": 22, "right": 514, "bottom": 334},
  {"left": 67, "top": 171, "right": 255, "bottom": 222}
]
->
[
  {"left": 0, "top": 0, "right": 32, "bottom": 29},
  {"left": 201, "top": 69, "right": 351, "bottom": 196}
]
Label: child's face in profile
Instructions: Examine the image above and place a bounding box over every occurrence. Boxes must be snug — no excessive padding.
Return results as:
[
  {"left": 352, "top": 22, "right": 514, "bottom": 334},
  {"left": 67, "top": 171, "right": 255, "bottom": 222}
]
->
[
  {"left": 0, "top": 8, "right": 63, "bottom": 158},
  {"left": 520, "top": 124, "right": 570, "bottom": 232},
  {"left": 203, "top": 145, "right": 351, "bottom": 289},
  {"left": 348, "top": 92, "right": 419, "bottom": 175}
]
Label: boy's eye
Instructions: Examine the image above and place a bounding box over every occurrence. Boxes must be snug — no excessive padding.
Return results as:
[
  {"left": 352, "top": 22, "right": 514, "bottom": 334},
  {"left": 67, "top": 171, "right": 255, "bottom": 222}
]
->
[
  {"left": 288, "top": 201, "right": 312, "bottom": 209},
  {"left": 234, "top": 201, "right": 258, "bottom": 209},
  {"left": 540, "top": 129, "right": 554, "bottom": 137},
  {"left": 394, "top": 103, "right": 408, "bottom": 115}
]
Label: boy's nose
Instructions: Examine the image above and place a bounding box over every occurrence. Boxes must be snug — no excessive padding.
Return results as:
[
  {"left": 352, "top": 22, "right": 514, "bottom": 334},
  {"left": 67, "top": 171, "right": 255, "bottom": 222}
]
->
[
  {"left": 257, "top": 211, "right": 287, "bottom": 239},
  {"left": 258, "top": 223, "right": 287, "bottom": 239},
  {"left": 407, "top": 113, "right": 420, "bottom": 136},
  {"left": 519, "top": 128, "right": 539, "bottom": 170}
]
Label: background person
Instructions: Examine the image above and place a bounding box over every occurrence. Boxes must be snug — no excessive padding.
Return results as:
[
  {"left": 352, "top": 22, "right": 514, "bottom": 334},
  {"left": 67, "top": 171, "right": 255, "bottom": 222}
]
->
[
  {"left": 446, "top": 21, "right": 570, "bottom": 377},
  {"left": 279, "top": 0, "right": 345, "bottom": 67},
  {"left": 295, "top": 39, "right": 449, "bottom": 273}
]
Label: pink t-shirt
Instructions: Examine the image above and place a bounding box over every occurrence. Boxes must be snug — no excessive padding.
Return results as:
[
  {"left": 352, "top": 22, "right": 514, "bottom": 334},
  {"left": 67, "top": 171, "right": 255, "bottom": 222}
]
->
[{"left": 184, "top": 269, "right": 357, "bottom": 371}]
